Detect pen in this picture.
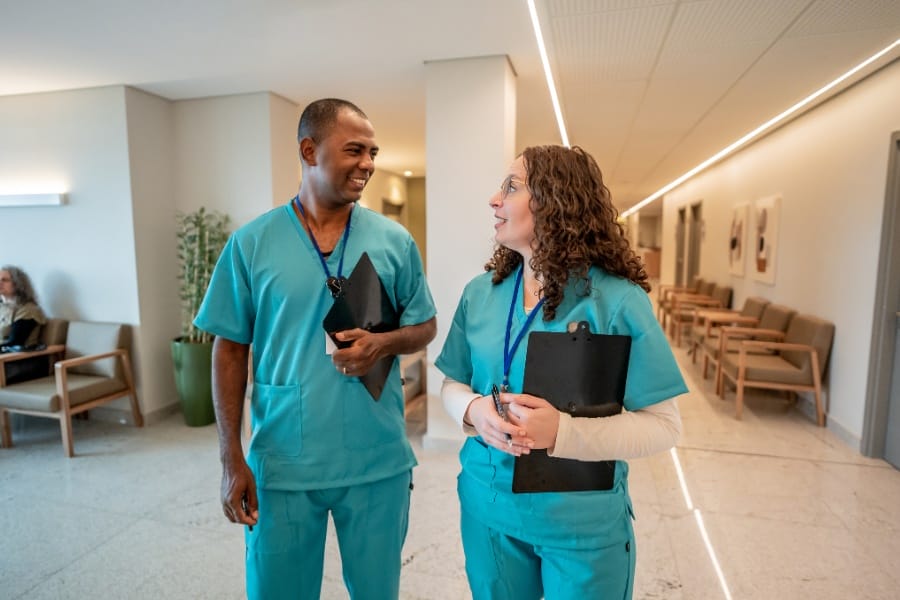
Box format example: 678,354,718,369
491,384,512,445
242,495,253,532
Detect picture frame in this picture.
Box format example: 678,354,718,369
751,195,781,285
728,203,748,277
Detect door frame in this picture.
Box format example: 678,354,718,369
862,132,900,457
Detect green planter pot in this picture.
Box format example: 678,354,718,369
171,338,216,427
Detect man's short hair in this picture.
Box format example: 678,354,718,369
297,98,368,142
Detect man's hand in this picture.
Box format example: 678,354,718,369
332,328,383,376
220,455,258,527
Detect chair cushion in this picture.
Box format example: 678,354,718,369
741,297,769,319
758,304,795,331
720,353,810,386
703,336,775,358
0,373,127,412
41,318,69,346
64,322,124,377
781,315,835,376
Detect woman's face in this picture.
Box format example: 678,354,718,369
0,270,14,300
489,155,535,257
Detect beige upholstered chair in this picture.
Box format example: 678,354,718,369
718,314,835,426
687,296,769,364
656,277,704,323
0,321,142,457
705,303,796,394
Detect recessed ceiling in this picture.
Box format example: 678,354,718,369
2,0,898,214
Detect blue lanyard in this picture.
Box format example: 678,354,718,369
502,267,545,389
294,196,353,297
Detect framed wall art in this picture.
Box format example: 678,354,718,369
752,195,780,285
728,203,748,276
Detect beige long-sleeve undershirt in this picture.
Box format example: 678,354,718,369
441,377,682,461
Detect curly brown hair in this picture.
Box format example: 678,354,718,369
485,145,649,321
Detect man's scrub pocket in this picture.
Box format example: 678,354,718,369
249,383,302,457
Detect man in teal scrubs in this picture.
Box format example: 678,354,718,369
195,98,436,600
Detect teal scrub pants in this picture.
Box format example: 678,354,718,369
460,508,635,600
246,470,412,600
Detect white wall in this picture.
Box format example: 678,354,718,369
0,87,306,421
268,93,302,206
173,93,276,227
0,86,140,323
660,59,900,445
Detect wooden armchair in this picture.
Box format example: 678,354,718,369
718,314,835,426
659,280,716,332
656,277,704,323
687,296,769,364
704,303,796,392
0,320,142,457
668,284,733,347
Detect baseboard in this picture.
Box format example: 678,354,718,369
796,390,861,451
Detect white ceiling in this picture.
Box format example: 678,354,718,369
2,0,899,213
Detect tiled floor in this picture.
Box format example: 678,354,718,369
2,343,899,599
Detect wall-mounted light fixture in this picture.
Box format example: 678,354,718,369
0,193,67,207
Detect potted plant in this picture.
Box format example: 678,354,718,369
171,207,231,426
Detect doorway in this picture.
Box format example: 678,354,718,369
863,132,900,469
675,208,686,286
686,202,703,285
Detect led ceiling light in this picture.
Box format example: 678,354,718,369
527,0,569,147
622,38,900,217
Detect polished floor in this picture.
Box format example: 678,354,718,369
2,343,899,599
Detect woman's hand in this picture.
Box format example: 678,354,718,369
465,395,532,456
503,393,560,451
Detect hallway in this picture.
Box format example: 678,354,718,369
2,343,898,599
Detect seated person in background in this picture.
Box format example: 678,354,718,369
1,265,49,383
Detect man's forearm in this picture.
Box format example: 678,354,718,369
212,337,250,462
379,317,437,356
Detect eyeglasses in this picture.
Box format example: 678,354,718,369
499,175,526,200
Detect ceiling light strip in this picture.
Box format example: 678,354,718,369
527,0,569,147
622,37,900,217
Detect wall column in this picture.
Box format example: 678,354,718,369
423,55,517,449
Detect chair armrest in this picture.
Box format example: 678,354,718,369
0,344,66,365
0,344,66,387
704,314,759,326
739,340,815,354
673,297,720,310
55,349,128,371
720,326,785,340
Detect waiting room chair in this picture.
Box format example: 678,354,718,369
687,296,769,364
718,314,835,426
705,303,796,394
0,320,142,457
656,277,704,323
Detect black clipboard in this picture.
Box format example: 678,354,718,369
512,321,631,493
322,252,399,400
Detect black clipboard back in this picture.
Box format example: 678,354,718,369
512,321,631,493
322,252,400,400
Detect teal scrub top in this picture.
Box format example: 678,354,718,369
195,203,436,492
436,267,687,549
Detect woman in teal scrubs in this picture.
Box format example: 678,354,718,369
436,145,687,599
